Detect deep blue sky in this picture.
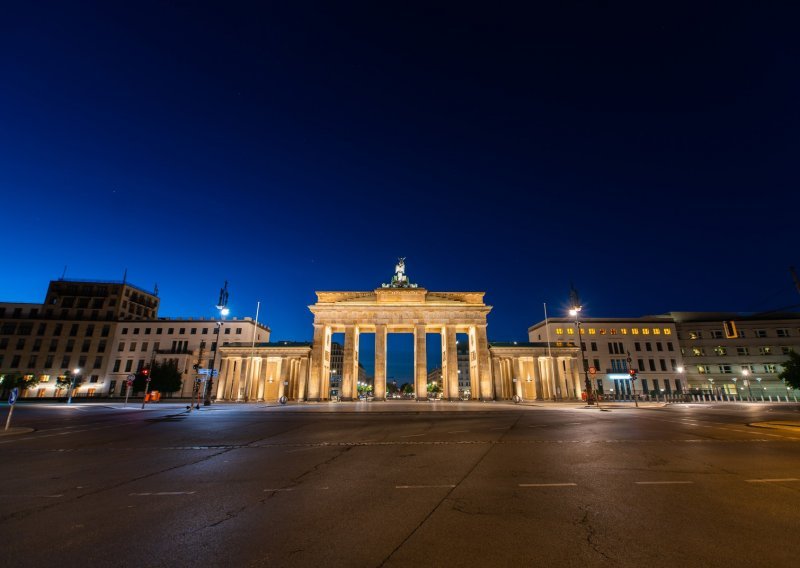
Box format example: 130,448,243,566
2,1,799,349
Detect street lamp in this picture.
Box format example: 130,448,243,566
67,368,80,405
569,305,594,406
708,377,715,399
731,377,738,401
207,281,230,406
742,369,752,400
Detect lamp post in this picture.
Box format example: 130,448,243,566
708,377,715,400
676,366,685,397
207,281,230,406
731,377,738,401
569,306,594,406
742,369,752,400
66,368,80,405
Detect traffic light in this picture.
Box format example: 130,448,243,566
142,368,150,377
629,369,638,381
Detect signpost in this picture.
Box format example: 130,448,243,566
124,374,135,407
5,387,19,431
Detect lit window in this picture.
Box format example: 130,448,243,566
714,346,727,356
652,328,660,335
692,347,704,356
588,329,596,335
566,328,574,335
631,329,639,335
555,328,564,335
599,329,606,335
663,328,671,335
39,374,50,382
689,331,700,340
609,329,617,335
642,328,650,335
620,329,628,335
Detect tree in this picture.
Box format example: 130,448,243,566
0,373,41,395
387,381,399,395
401,383,414,395
779,351,800,390
133,361,183,394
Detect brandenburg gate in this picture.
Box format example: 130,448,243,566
216,260,583,403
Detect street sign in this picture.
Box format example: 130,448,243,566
9,387,19,405
211,369,218,377
126,378,134,386
197,368,211,375
588,367,597,376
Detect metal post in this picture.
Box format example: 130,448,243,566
206,321,223,406
4,406,14,431
67,372,79,405
573,315,594,406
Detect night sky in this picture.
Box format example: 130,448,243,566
3,2,799,362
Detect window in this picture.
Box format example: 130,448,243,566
32,339,42,352
645,342,652,352
236,328,243,335
65,339,74,352
141,342,148,352
755,329,767,338
202,328,208,335
710,330,723,339
145,328,151,335
70,324,79,336
93,356,103,369
697,365,710,374
78,356,87,368
61,355,70,368
634,342,641,351
620,329,628,335
101,325,110,337
211,342,217,351
659,359,667,371
689,331,701,340
719,365,732,374
28,355,38,368
713,346,727,356
191,328,197,335
765,364,777,373
638,359,645,371
593,358,600,370
641,379,649,392
656,342,663,352
736,347,749,356
53,323,63,336
137,360,144,371
741,365,754,372
129,342,137,352
691,347,704,356
122,328,129,335
759,347,772,356
667,342,674,351
224,328,231,335
590,342,597,352
663,328,672,335
776,329,790,337
610,359,628,372
588,328,596,335
10,355,21,368
179,328,186,335
37,323,47,336
125,360,133,372
642,328,650,335
113,360,121,372
85,324,95,337
670,359,677,371
566,327,574,335
782,346,794,355
168,328,174,334
45,355,53,368
648,359,656,371
133,328,140,335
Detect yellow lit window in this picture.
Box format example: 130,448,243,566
579,328,585,335
663,328,671,335
39,374,51,382
555,328,564,335
652,328,660,335
631,329,639,335
567,328,574,335
599,328,606,335
620,329,628,335
609,329,617,335
642,328,650,335
588,328,596,335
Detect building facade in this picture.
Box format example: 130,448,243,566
0,279,159,398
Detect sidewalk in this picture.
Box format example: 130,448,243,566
748,421,800,432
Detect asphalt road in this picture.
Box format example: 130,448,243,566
0,400,798,568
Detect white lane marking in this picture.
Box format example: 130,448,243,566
395,485,456,489
129,491,196,496
745,478,800,483
519,483,577,487
263,488,294,492
0,494,63,498
448,430,468,434
400,434,425,438
635,481,694,485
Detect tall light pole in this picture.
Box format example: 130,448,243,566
66,368,80,405
206,281,230,406
569,304,594,405
743,369,752,400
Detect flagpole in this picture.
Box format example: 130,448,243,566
244,301,260,401
543,302,552,358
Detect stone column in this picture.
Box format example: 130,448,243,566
298,356,309,401
556,357,570,399
474,325,493,401
216,356,230,400
342,325,357,401
230,358,243,401
256,357,267,401
571,358,582,399
237,358,250,401
445,327,458,401
492,358,504,399
468,328,479,399
538,357,550,400
308,325,327,402
513,358,523,400
374,324,387,401
414,324,427,400
278,358,290,401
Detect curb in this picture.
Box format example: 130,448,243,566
0,427,35,437
748,421,800,432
